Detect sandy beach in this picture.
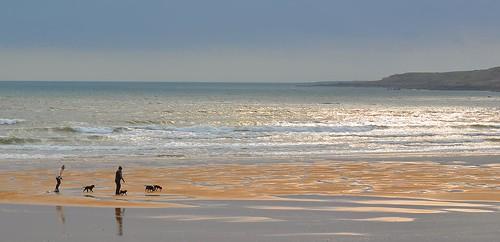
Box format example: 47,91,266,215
1,160,500,208
2,158,500,241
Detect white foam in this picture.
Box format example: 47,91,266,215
245,124,380,133
130,123,381,134
0,119,24,125
72,126,114,134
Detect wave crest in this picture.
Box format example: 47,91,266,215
0,119,24,125
53,126,117,134
131,124,385,134
468,124,500,129
0,136,40,144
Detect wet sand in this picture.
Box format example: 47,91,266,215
1,161,500,207
1,195,499,242
2,160,499,242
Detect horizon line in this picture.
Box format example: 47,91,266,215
0,80,361,84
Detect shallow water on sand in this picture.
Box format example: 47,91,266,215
1,196,499,242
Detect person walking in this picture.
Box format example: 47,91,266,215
54,165,65,193
115,166,125,195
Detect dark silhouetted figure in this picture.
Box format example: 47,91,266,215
115,166,125,195
115,208,125,236
54,165,65,193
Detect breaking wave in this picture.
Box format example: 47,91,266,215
467,124,500,129
52,126,120,134
0,136,40,144
0,119,24,125
132,124,386,134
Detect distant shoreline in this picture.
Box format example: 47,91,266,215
309,66,500,92
307,82,500,93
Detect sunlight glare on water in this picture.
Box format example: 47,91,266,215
0,82,499,162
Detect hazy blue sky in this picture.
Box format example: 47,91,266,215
1,0,500,82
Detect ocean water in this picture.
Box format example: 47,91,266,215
1,81,500,162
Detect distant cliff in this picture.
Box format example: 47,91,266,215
317,66,500,92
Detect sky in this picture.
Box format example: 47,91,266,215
1,0,500,82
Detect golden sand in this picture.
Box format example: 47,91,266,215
327,206,445,214
351,199,493,207
1,161,499,207
342,217,415,222
442,208,495,213
248,205,444,214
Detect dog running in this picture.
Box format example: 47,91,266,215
145,184,163,192
83,185,95,192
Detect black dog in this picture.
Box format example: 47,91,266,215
83,185,95,192
145,185,155,192
119,190,127,196
153,185,162,191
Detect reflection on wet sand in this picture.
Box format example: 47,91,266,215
56,206,65,224
1,194,498,242
115,208,125,236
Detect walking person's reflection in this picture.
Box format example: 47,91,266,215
56,206,65,224
115,208,125,236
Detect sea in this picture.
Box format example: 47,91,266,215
1,81,499,166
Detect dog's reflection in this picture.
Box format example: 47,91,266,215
115,208,125,236
56,206,65,225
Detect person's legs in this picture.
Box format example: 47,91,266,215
115,181,121,195
54,177,61,192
